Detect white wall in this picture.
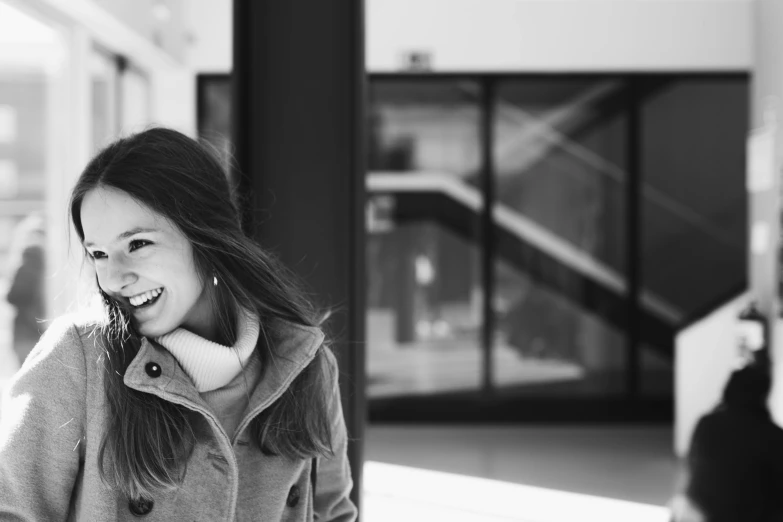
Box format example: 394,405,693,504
182,0,232,73
181,0,753,74
674,293,748,457
151,70,196,137
91,0,189,63
367,0,753,72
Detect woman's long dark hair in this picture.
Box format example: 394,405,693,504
69,128,334,501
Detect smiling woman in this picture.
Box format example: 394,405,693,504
80,186,213,341
0,127,357,522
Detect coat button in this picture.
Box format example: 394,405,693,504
145,362,162,378
286,484,301,508
128,497,154,516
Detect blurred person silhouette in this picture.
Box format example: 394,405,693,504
671,355,783,522
0,128,356,521
5,211,46,366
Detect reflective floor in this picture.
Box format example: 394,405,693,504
364,425,676,521
367,308,585,398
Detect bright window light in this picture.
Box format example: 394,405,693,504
0,2,57,43
364,461,670,522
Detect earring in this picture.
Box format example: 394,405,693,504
213,272,218,287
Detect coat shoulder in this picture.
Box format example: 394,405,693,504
23,311,106,368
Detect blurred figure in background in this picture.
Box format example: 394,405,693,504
672,359,783,522
5,211,46,366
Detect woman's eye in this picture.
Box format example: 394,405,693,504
129,239,151,252
89,250,107,260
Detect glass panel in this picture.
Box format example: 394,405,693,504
492,78,628,396
0,2,64,385
90,47,118,153
197,77,234,184
367,80,483,398
640,78,748,396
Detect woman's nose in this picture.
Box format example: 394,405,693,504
100,255,137,294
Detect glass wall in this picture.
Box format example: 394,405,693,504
0,2,157,391
492,78,628,397
367,80,483,397
91,48,152,151
197,75,233,181
90,46,119,153
0,2,65,381
639,78,748,396
196,72,749,420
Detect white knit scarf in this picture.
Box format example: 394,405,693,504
154,308,260,392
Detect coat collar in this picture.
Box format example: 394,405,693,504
123,321,325,426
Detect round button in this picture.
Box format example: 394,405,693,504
128,497,154,516
286,484,301,508
145,362,162,378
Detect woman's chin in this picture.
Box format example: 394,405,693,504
135,320,176,339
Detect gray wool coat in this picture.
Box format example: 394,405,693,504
0,314,357,521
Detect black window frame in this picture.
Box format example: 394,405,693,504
196,71,749,423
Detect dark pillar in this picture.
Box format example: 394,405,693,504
232,0,366,512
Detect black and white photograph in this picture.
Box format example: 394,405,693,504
0,1,778,521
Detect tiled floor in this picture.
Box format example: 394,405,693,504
364,425,677,521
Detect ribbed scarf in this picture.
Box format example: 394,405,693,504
154,309,260,392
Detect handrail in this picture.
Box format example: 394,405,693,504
494,81,621,161
368,171,685,325
483,84,742,252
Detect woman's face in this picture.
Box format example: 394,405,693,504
80,186,215,339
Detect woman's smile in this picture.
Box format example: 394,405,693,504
128,287,164,308
129,288,165,318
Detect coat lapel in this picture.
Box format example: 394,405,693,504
121,321,325,439
234,322,325,441
123,337,207,409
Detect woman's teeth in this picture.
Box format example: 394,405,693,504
129,288,163,307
